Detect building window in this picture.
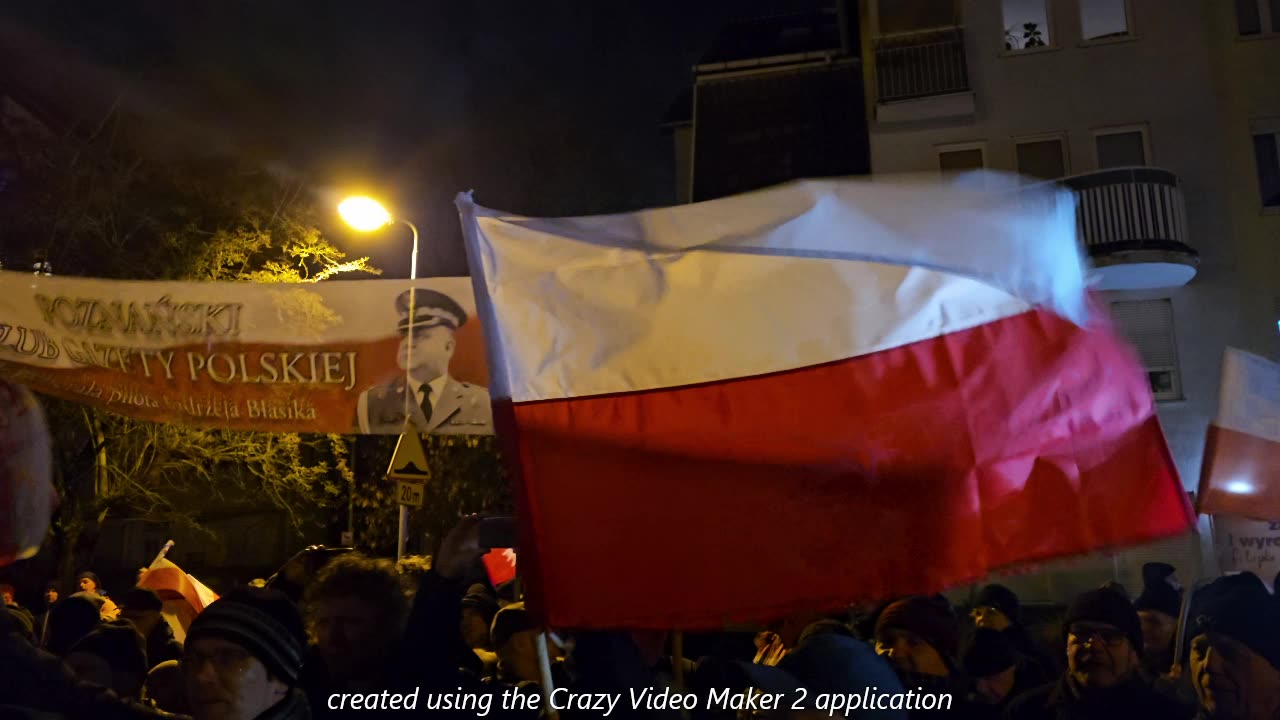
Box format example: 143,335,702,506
1080,0,1131,41
1015,135,1067,180
1111,299,1181,401
1253,130,1280,207
1002,0,1051,50
1095,126,1149,169
1236,0,1280,35
937,142,985,173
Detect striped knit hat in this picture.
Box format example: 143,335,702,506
187,588,306,685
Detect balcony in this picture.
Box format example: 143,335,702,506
873,27,975,123
1062,167,1198,291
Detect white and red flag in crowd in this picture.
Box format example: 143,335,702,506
483,548,518,587
1198,348,1280,521
138,556,219,638
458,175,1194,629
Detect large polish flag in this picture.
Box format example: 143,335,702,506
457,175,1194,629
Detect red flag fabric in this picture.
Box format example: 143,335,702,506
1198,348,1280,520
459,177,1193,629
483,548,518,586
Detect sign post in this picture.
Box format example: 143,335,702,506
388,421,431,558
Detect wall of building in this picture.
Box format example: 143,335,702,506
864,0,1267,495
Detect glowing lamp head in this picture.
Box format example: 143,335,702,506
338,196,393,232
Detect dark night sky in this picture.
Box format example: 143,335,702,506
0,1,794,278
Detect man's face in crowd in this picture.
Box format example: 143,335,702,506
312,595,397,682
1138,609,1177,657
183,635,287,720
497,628,543,684
875,628,950,677
460,607,491,649
78,577,98,593
1,588,13,605
975,666,1018,704
1190,632,1280,720
44,588,58,604
397,325,455,383
1066,622,1139,689
971,605,1011,631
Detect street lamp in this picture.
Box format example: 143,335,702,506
339,195,421,561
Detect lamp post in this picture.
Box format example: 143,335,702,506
338,196,420,561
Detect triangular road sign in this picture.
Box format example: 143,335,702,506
388,420,430,481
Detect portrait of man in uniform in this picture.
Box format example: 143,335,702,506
354,287,493,435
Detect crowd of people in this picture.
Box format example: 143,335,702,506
5,517,1280,720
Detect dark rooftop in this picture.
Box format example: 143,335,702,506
697,7,843,66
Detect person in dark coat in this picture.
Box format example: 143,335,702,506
875,596,996,718
1186,572,1280,720
35,582,59,647
1005,588,1194,720
65,621,150,700
44,593,102,657
118,588,183,668
971,584,1055,675
1134,563,1182,678
1,603,177,719
962,628,1044,711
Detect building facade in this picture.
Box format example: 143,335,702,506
670,0,1280,601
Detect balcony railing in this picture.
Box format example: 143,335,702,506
1061,167,1194,256
874,27,970,103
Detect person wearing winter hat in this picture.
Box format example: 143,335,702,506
874,595,959,678
1006,587,1193,720
183,587,309,720
970,583,1054,676
65,621,149,699
962,627,1044,709
1187,572,1280,720
76,571,120,621
118,587,182,667
1134,562,1182,677
43,593,102,657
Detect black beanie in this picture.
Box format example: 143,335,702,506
187,588,305,686
68,621,148,678
974,584,1021,622
1064,588,1143,655
875,595,959,661
1134,562,1181,619
1191,572,1280,671
461,583,500,622
962,627,1016,678
76,571,102,589
118,588,164,614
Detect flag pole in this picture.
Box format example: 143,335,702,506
1171,576,1209,676
148,540,175,569
672,630,689,720
536,631,560,720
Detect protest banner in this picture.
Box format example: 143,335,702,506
1212,513,1280,581
0,271,492,434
